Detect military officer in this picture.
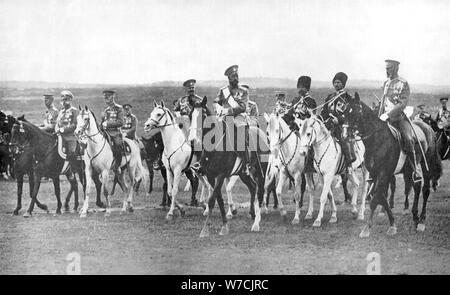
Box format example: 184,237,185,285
274,91,290,115
379,59,421,182
121,103,138,140
414,104,430,121
39,93,59,133
242,84,259,119
100,89,125,175
436,97,450,132
174,79,204,118
55,90,79,168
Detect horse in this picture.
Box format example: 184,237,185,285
140,131,169,205
75,106,146,217
188,96,270,237
297,115,369,226
144,101,210,220
345,100,442,236
9,117,86,217
263,112,314,224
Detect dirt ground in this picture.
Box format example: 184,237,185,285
0,161,449,275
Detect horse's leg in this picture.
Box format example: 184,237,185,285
92,173,105,208
274,168,287,219
216,175,229,235
52,175,62,215
225,176,238,219
348,168,360,218
199,176,217,238
167,168,184,220
300,173,306,209
292,172,303,224
305,173,315,220
13,173,24,215
403,172,413,214
358,166,369,221
410,174,422,230
24,168,43,218
117,171,130,213
146,160,154,196
239,172,259,231
313,173,333,227
389,175,396,209
102,170,112,216
125,164,136,213
341,173,351,203
185,169,199,206
418,172,430,231
80,168,93,218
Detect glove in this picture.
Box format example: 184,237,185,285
59,127,64,133
102,121,108,128
380,113,389,121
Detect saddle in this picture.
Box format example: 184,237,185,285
57,134,83,160
103,132,132,155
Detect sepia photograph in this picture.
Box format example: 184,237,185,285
0,0,449,280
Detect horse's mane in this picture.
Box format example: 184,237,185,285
19,119,55,140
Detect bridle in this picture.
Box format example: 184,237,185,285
149,106,177,129
76,111,101,143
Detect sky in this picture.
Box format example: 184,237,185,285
0,0,449,85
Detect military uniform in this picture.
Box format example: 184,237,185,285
214,84,249,126
436,102,450,131
320,72,357,165
41,106,59,133
122,112,138,140
55,106,79,159
379,59,420,180
174,95,195,117
101,101,125,168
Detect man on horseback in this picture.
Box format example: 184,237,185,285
174,79,204,118
100,89,124,175
40,94,59,133
284,76,317,132
55,90,79,169
274,91,290,115
436,97,450,134
320,72,357,166
121,104,138,140
379,59,421,182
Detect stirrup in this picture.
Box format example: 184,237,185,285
412,172,422,183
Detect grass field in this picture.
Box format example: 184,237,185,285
0,86,449,274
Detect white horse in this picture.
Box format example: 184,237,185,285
144,101,210,220
298,116,368,226
74,106,146,218
264,112,315,224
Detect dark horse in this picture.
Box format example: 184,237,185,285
189,97,270,237
346,100,441,237
10,118,89,217
140,131,169,206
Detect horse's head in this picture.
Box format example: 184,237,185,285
298,116,329,156
144,101,175,132
188,96,209,143
75,106,99,143
10,119,30,148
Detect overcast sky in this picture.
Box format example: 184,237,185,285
0,0,449,85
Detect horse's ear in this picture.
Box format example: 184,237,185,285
78,105,81,110
202,96,207,105
161,100,165,108
153,100,158,108
354,92,360,102
84,105,88,111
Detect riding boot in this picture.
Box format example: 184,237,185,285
112,150,122,176
409,149,422,183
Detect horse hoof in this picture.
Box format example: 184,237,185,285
359,225,370,238
80,212,87,218
202,210,209,216
417,224,425,232
291,218,299,225
12,210,20,216
329,216,337,223
199,227,210,238
23,212,32,218
357,214,365,221
166,214,173,221
127,206,134,213
64,206,70,213
387,226,397,236
262,207,268,215
180,209,185,217
55,209,62,215
251,224,260,232
312,220,321,227
305,213,313,220
226,213,233,220
96,202,106,209
105,211,111,217
219,225,229,236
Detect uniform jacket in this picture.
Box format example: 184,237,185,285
101,103,124,136
320,90,353,124
379,76,410,122
436,107,450,129
122,113,138,139
214,84,248,126
55,106,78,141
274,100,290,115
42,105,59,132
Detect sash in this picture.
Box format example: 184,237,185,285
222,87,239,108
